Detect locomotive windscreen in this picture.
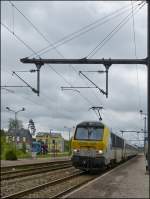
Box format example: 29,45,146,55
75,126,103,141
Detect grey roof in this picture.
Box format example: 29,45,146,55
50,133,62,138
7,128,32,139
37,132,63,138
37,132,50,136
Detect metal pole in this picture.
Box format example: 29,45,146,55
15,112,17,130
121,131,124,160
106,68,108,98
20,58,147,65
144,116,146,144
14,112,17,152
147,0,150,172
36,64,41,96
69,129,71,155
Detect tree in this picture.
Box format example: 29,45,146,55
28,119,36,135
8,118,23,130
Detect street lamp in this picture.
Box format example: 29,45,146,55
6,107,25,152
6,107,25,129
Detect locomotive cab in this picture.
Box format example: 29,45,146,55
71,121,110,171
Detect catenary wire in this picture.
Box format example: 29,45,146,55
86,2,145,58
8,1,142,108
8,1,104,105
1,22,39,57
1,20,96,114
30,2,140,58
131,0,142,112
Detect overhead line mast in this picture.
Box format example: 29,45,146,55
147,0,150,173
20,1,150,172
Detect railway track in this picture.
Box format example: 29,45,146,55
1,160,72,180
2,171,86,199
1,159,71,172
1,157,137,199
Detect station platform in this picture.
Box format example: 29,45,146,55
64,155,149,198
1,156,71,167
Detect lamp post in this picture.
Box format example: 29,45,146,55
6,107,25,129
6,107,25,152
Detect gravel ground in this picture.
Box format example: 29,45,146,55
1,163,71,180
22,174,96,198
1,157,70,167
1,167,79,197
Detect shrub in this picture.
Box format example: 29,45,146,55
22,143,26,153
16,149,31,159
5,150,17,160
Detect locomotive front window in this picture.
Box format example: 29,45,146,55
75,127,103,140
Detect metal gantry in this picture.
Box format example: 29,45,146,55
61,67,109,97
20,1,150,171
1,69,39,94
120,130,144,144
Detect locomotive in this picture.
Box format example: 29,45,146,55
71,121,138,171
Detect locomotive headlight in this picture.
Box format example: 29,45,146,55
97,150,103,154
73,149,79,153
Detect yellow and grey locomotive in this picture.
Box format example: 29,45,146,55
71,121,138,171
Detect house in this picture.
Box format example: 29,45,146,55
5,128,33,151
36,132,64,152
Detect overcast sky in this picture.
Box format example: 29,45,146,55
1,1,147,144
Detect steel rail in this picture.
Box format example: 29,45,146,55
1,156,138,199
1,159,71,172
2,171,85,199
1,162,72,181
51,175,97,199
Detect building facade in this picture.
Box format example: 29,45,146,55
5,128,32,151
36,132,64,152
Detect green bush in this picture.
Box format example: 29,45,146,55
22,143,26,153
16,149,31,159
5,150,17,160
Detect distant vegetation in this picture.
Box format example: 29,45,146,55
0,129,31,160
0,129,72,160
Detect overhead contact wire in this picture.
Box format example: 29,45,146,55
86,2,145,58
8,1,101,106
1,20,95,109
131,0,142,112
31,3,139,57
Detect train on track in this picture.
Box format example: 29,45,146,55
71,121,138,171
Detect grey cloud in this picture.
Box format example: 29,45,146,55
1,1,147,145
